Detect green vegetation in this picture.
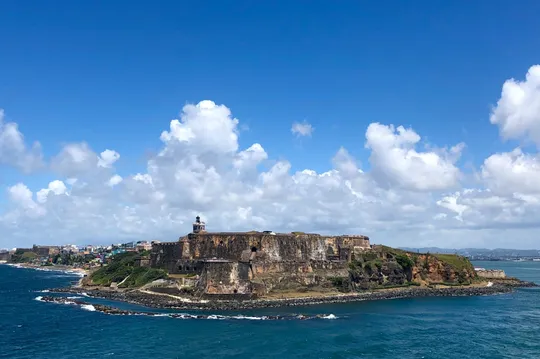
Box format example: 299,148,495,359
90,252,167,288
343,245,477,290
11,250,37,263
118,267,168,288
328,276,351,292
423,254,430,271
51,253,88,266
358,250,379,261
395,254,414,270
433,254,475,272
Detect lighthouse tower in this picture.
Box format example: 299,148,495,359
192,216,206,234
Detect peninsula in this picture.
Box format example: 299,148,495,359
45,216,536,310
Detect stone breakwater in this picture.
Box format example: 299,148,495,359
48,281,537,311
35,296,337,320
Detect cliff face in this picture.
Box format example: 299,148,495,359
340,246,477,291
146,233,477,298
150,232,370,275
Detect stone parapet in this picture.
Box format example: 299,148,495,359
475,268,506,279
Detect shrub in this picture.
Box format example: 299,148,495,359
91,252,167,287
396,254,414,270
328,276,351,292
119,267,168,288
433,254,475,273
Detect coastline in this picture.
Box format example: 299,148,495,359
4,261,536,311
2,262,89,277
48,280,537,311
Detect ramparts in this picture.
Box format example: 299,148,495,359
150,231,371,297
475,268,506,279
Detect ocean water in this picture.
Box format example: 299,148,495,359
1,261,539,359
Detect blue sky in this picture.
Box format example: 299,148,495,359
3,1,538,171
2,1,540,248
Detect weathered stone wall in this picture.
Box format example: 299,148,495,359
150,231,370,296
199,260,252,295
150,242,183,273
178,232,370,262
32,245,59,256
135,256,150,268
476,269,506,279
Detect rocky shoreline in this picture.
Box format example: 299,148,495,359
35,296,336,320
48,280,538,311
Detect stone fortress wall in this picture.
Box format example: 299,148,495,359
475,268,506,279
149,217,371,297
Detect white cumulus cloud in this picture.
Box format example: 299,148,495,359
365,123,464,191
0,109,44,173
490,64,540,147
3,85,540,249
98,150,120,168
36,180,68,203
291,121,314,137
481,148,540,195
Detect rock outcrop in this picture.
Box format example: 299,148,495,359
335,246,478,292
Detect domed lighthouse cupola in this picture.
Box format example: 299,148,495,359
192,215,206,234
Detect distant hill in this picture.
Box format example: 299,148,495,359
399,247,540,258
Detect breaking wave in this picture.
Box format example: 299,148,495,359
7,264,85,277
35,295,340,321
81,304,96,312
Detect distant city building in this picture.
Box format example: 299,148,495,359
136,241,152,251
32,245,60,257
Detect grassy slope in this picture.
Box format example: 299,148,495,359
377,245,475,273
338,245,477,292
432,253,475,272
90,252,167,288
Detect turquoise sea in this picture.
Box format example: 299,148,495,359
1,261,539,359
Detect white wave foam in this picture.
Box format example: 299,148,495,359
81,304,96,312
38,289,50,293
35,296,340,321
7,264,85,277
64,270,85,277
154,313,337,321
6,263,24,268
34,296,43,301
230,315,265,320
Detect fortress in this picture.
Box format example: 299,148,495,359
150,216,371,298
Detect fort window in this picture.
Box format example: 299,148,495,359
251,246,258,252
186,266,190,271
219,240,224,246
